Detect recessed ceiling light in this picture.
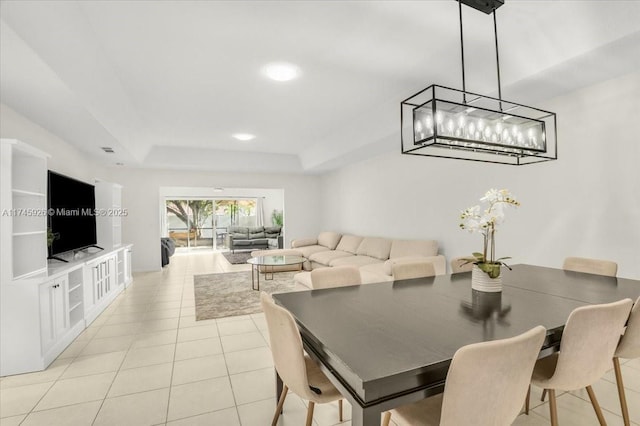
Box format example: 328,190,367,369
232,133,256,141
261,62,301,82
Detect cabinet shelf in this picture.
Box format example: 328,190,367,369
69,301,83,312
12,189,46,197
13,231,46,237
68,283,82,293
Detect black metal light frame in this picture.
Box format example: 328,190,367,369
401,0,558,165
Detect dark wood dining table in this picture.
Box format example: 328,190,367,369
273,264,640,426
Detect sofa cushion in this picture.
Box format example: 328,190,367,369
356,237,392,260
296,245,331,259
229,226,249,239
250,239,269,246
359,262,387,277
360,269,394,284
264,226,281,238
294,271,313,289
335,235,363,254
317,232,342,250
233,240,251,246
384,255,446,275
390,239,438,258
309,250,354,267
248,227,266,239
330,255,382,268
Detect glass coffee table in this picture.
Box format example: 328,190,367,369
246,255,305,291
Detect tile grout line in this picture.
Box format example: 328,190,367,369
164,267,189,424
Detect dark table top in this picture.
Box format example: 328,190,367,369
273,264,639,405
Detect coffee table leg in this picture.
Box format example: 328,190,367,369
252,264,260,291
265,265,274,280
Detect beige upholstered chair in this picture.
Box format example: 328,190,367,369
530,299,633,426
539,256,620,403
613,296,640,426
382,325,546,426
450,256,473,274
260,293,343,426
392,260,436,280
563,256,618,277
310,265,361,289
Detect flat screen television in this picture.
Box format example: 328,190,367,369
47,171,97,256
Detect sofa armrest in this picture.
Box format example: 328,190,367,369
291,238,318,248
383,255,447,276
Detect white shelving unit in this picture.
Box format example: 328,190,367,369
1,139,48,281
0,139,133,376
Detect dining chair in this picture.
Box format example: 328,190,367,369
382,325,546,426
563,256,618,277
260,293,343,426
613,296,640,426
529,298,633,426
450,256,473,274
310,265,361,289
392,260,435,280
539,256,620,402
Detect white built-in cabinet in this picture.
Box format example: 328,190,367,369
0,139,133,377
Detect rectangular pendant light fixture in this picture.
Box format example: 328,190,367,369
401,0,557,165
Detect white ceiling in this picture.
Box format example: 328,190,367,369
1,1,639,173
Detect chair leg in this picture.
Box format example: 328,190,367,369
548,389,558,426
382,411,392,426
525,385,531,415
272,385,288,426
613,357,631,426
585,385,607,426
541,388,547,401
338,399,343,422
306,401,315,426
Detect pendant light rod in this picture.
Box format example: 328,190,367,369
458,0,467,104
493,9,503,110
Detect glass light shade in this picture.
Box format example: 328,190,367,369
402,85,557,165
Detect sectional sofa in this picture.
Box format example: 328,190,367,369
259,231,446,289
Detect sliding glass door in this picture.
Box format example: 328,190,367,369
165,198,258,250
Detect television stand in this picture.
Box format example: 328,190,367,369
47,255,69,263
87,245,104,251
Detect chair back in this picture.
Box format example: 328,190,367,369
450,256,473,274
392,260,435,280
260,292,310,397
310,266,361,289
550,299,633,389
563,256,618,277
440,326,546,426
616,296,640,359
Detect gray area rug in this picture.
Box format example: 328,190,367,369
194,271,297,320
221,251,252,264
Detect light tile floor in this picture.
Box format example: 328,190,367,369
1,251,638,425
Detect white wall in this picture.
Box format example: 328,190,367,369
320,72,640,279
0,104,106,184
110,168,322,272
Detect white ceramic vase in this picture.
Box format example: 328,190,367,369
471,265,503,292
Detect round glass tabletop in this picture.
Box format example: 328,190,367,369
247,255,305,266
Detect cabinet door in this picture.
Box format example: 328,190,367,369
39,281,56,354
53,277,68,338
